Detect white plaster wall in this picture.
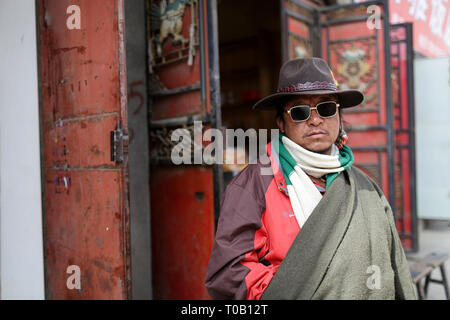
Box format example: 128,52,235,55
0,1,45,299
414,57,450,220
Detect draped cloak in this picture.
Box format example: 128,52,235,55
205,144,416,300
261,166,416,299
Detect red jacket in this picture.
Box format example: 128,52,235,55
205,142,302,300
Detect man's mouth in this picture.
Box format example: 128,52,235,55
306,130,327,138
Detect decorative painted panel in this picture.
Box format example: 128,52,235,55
320,2,395,210
281,0,318,60
147,0,219,299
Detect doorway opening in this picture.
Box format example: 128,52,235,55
217,0,282,185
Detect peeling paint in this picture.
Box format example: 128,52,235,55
52,46,87,55
40,0,129,299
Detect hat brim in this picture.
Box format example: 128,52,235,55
252,89,364,110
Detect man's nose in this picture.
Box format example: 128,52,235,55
308,108,322,125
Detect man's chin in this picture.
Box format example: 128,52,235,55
305,144,333,155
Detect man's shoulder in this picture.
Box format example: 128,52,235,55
225,161,274,203
348,165,384,196
230,161,273,187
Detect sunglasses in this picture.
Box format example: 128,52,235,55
285,101,340,122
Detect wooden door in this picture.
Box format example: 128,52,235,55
38,0,131,299
390,23,418,252
319,1,395,212
282,0,395,208
147,0,221,299
280,0,320,60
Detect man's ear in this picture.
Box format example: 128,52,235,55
276,116,285,133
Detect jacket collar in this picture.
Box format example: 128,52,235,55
266,141,288,196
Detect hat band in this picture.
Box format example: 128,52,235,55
277,81,337,93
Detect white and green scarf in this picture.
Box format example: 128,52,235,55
277,134,354,228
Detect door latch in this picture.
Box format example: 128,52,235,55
110,123,129,164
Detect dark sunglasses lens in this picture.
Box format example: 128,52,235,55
290,106,310,121
317,102,337,117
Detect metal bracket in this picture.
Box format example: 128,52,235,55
110,123,129,164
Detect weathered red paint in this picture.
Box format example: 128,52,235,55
43,115,118,168
151,166,214,300
148,0,215,299
44,170,125,299
391,24,415,250
38,0,130,299
157,60,201,89
152,91,202,120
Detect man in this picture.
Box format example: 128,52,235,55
205,57,416,300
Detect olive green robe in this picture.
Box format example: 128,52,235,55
261,166,417,300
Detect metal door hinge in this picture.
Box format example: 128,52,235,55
110,123,129,164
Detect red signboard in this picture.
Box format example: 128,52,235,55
390,0,450,57
356,0,450,56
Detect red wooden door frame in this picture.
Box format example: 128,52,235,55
390,22,418,252
37,0,131,299
147,0,222,299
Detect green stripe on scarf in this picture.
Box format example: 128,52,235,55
325,144,354,189
278,135,296,186
277,133,354,190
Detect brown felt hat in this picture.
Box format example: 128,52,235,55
253,57,364,110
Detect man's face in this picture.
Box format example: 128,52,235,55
276,94,341,155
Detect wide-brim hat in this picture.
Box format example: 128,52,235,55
253,57,364,110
